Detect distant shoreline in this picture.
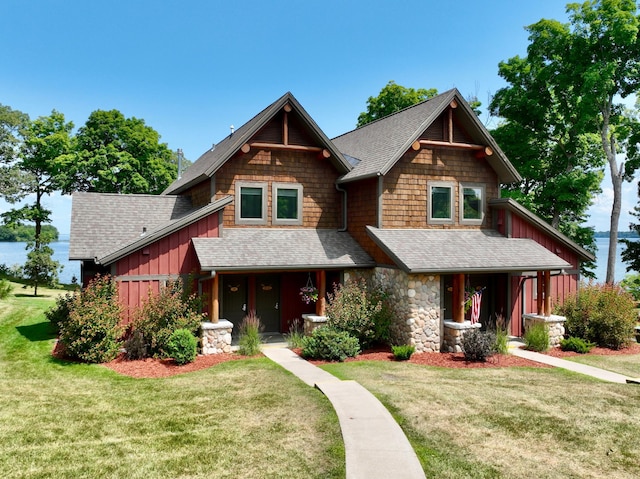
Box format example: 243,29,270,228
594,231,639,238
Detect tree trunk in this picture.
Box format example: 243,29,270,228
603,121,622,284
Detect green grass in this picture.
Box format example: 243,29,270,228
566,353,640,378
323,361,640,479
0,285,344,479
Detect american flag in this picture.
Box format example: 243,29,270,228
470,290,483,324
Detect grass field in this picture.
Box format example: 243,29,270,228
565,354,640,378
0,284,344,479
323,361,640,479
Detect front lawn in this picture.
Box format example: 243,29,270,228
323,360,640,479
565,353,640,378
0,287,344,479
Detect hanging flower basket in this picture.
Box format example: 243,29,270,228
300,286,319,304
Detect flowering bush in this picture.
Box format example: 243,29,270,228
300,286,318,304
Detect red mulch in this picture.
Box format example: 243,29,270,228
52,341,640,379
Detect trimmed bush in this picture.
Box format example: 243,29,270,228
166,329,198,365
392,344,415,361
461,329,496,362
301,327,360,362
133,278,204,358
560,336,595,354
556,283,636,349
523,323,549,352
45,292,76,334
59,275,124,363
326,279,392,348
0,279,12,300
238,310,263,356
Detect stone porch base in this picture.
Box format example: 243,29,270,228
201,320,233,354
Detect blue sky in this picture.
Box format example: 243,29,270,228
0,0,634,234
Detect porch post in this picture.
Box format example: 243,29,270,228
544,270,551,317
453,273,465,323
537,271,544,316
316,270,327,316
211,273,219,323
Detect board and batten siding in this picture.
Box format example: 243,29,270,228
115,212,220,322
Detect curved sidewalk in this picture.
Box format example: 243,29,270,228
262,347,426,479
509,341,633,384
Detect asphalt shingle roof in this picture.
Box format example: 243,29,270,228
366,227,572,274
192,229,375,271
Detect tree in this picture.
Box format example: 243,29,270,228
493,0,640,284
0,110,72,295
62,110,178,194
357,81,438,127
0,104,29,198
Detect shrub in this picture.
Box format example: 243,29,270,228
556,283,636,349
493,327,510,355
59,275,124,363
285,318,305,349
560,336,595,354
621,273,640,302
461,329,496,362
0,279,12,299
301,327,360,362
238,310,263,356
523,322,549,352
123,329,148,360
392,344,415,361
133,278,204,358
166,329,198,365
45,292,76,334
326,279,392,348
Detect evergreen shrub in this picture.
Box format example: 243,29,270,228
301,327,360,362
166,329,198,365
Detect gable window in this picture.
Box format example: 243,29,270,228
460,184,485,225
428,181,455,224
236,181,267,225
273,182,303,225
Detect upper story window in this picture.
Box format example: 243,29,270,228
460,184,485,225
273,182,303,225
236,181,267,225
428,181,455,224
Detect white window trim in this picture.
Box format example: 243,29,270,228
428,181,455,224
459,183,485,225
272,182,303,226
235,181,268,225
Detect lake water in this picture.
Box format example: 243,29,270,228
0,235,634,286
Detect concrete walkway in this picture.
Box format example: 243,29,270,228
508,341,633,384
262,347,426,479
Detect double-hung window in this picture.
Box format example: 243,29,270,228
428,181,455,224
236,181,267,225
273,182,303,225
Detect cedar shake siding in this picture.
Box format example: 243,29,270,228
184,181,211,208
213,149,342,228
382,148,499,229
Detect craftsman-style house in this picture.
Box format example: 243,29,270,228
70,90,594,353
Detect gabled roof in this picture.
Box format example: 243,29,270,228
366,227,572,274
163,92,352,195
192,229,375,271
333,89,521,184
490,197,596,262
70,192,194,261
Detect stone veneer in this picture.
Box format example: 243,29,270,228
302,314,328,335
523,314,566,348
201,320,233,354
442,320,482,353
346,267,441,353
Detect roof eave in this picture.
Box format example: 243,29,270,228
198,262,375,272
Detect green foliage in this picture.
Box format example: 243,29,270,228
285,317,305,349
560,336,595,354
301,327,360,362
166,329,198,365
556,283,636,349
620,273,640,301
391,344,415,361
325,279,391,349
493,327,510,355
65,109,179,194
59,275,123,363
461,329,496,362
523,323,549,352
237,310,263,356
0,224,59,242
357,81,438,127
123,329,148,360
22,240,61,296
133,278,204,358
0,279,12,299
45,292,76,334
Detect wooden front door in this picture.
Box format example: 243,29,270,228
222,276,248,326
255,275,281,332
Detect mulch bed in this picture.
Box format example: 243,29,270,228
54,341,640,379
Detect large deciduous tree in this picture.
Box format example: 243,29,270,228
62,110,178,194
491,0,640,283
357,81,438,127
